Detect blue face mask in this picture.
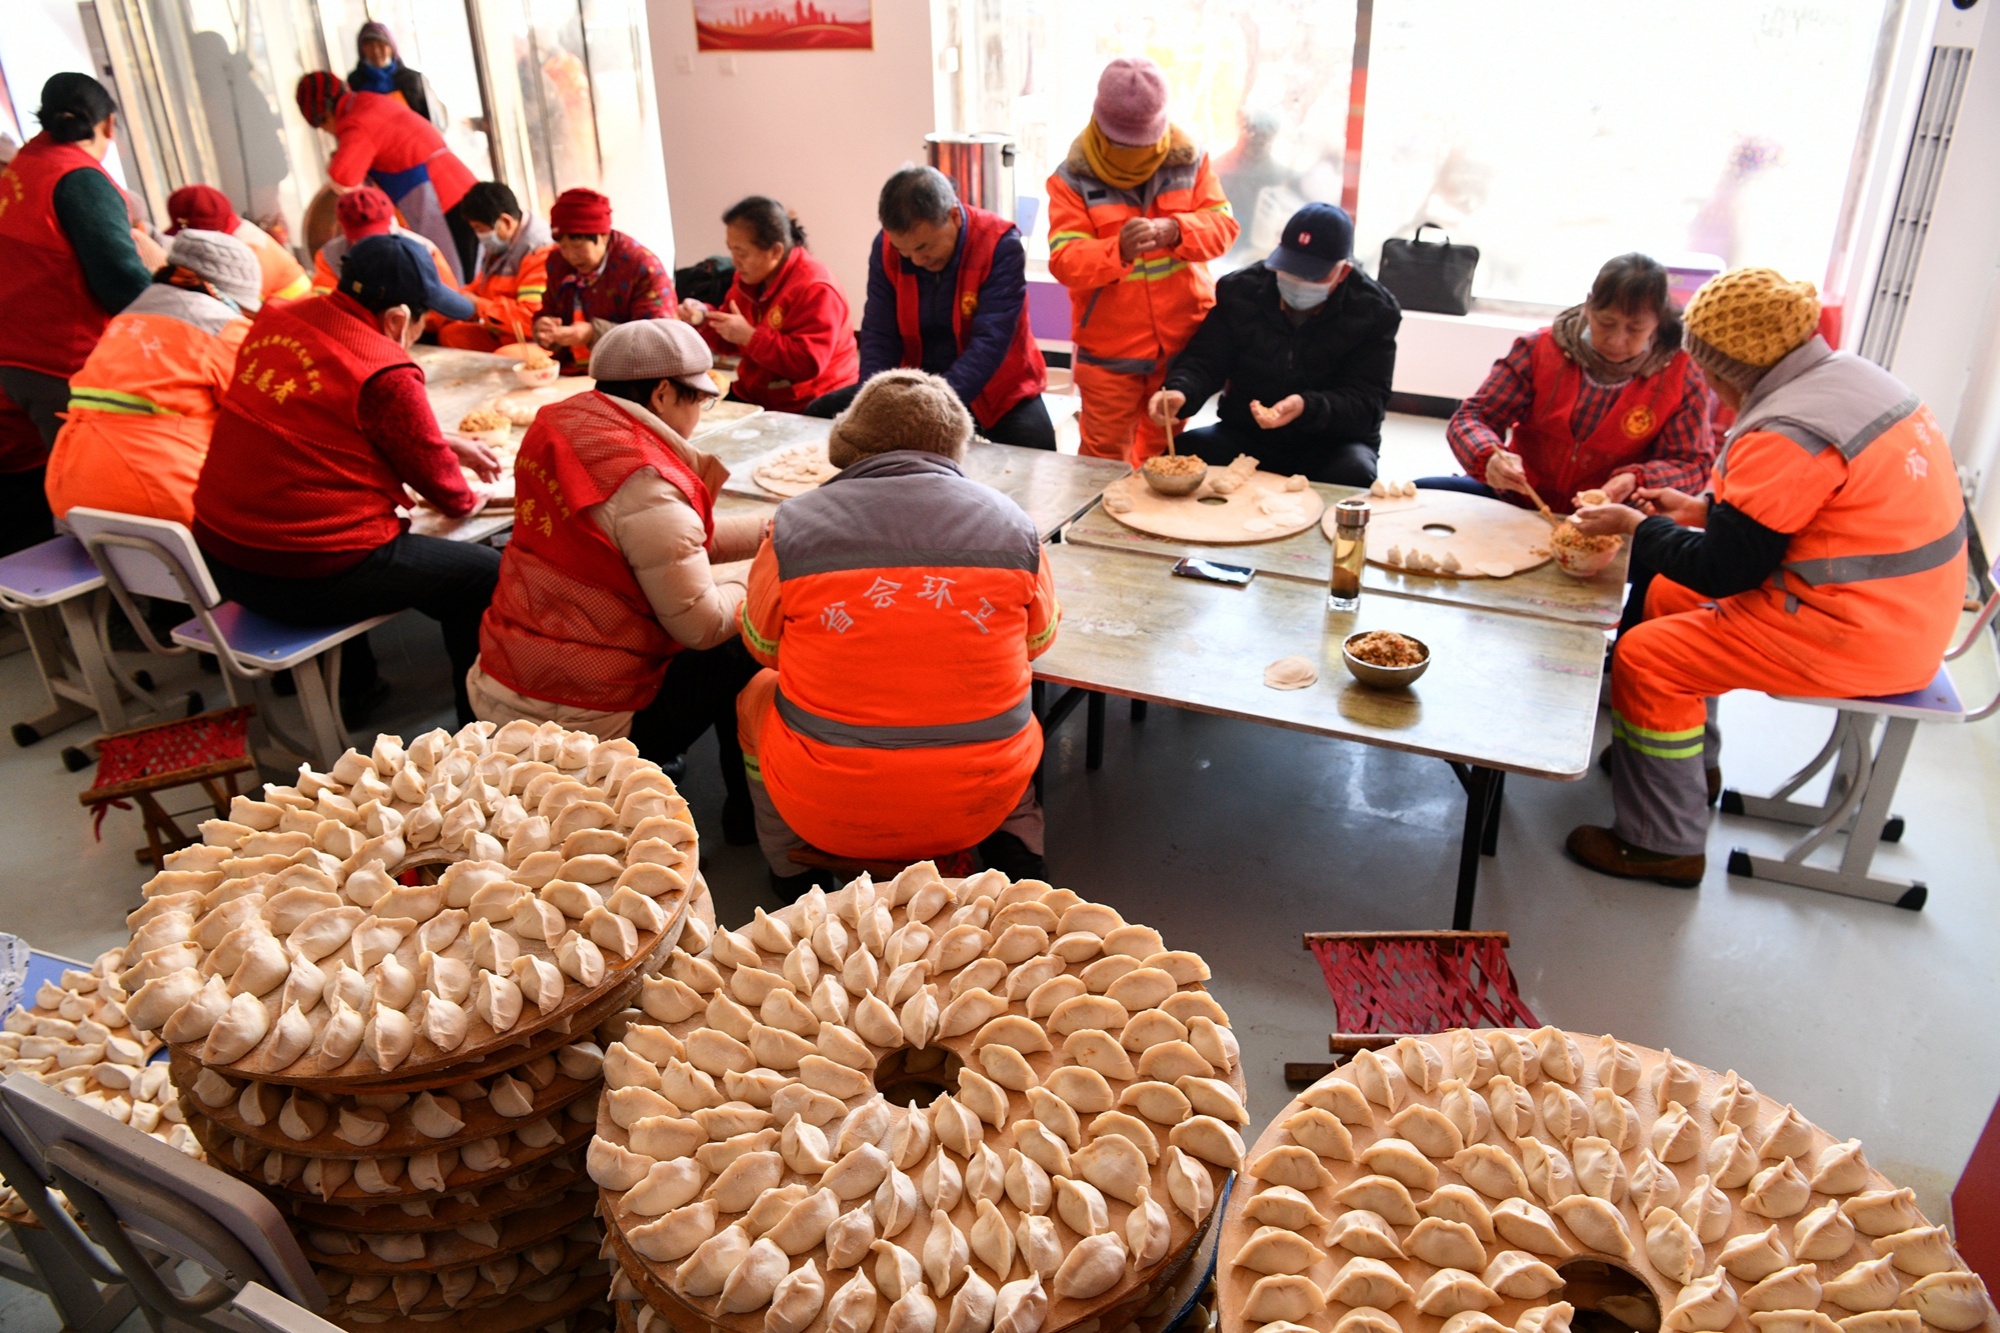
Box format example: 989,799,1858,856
1275,271,1333,310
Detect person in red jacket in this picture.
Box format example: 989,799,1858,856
814,168,1051,449
164,183,311,303
679,196,857,413
1433,253,1716,513
295,71,477,282
192,235,502,723
0,73,165,553
533,188,674,376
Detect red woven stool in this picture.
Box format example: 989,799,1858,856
1285,930,1539,1083
793,846,980,882
79,706,257,870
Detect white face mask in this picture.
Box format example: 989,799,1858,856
479,229,510,257
1275,271,1333,310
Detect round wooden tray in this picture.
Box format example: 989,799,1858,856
1320,489,1553,578
189,1107,594,1205
598,877,1247,1333
322,1279,607,1333
305,1184,598,1274
171,1048,600,1158
321,1239,608,1322
168,892,680,1087
1104,469,1325,544
1217,1028,2000,1333
748,440,838,498
288,1157,590,1233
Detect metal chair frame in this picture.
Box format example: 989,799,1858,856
0,1109,145,1333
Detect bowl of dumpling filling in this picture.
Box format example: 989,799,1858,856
456,407,513,450
513,348,560,387
1342,629,1430,688
1550,517,1624,578
1140,452,1209,496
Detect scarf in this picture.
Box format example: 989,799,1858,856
1078,120,1175,190
1550,303,1677,383
349,58,401,95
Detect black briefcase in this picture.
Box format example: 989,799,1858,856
1377,224,1480,315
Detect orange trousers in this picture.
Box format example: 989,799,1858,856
1074,361,1170,465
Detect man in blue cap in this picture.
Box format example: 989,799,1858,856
193,233,503,724
1149,202,1402,484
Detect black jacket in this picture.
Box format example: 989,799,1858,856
1163,263,1401,449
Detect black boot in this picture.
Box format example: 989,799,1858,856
979,830,1046,880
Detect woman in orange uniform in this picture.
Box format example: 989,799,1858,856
164,183,311,304
1567,270,1967,886
45,229,261,525
1047,57,1238,464
1433,253,1714,512
679,196,858,414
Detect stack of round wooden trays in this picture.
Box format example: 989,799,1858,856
171,876,713,1333
595,873,1247,1333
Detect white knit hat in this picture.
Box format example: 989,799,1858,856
166,228,262,311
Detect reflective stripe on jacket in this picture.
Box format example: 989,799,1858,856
885,206,1045,427
739,451,1060,857
1713,337,1966,682
0,133,121,378
46,285,251,525
1046,141,1237,369
235,220,311,303
479,392,715,712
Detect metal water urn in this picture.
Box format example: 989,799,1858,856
924,133,1017,220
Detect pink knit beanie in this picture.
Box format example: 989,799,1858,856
1093,57,1169,147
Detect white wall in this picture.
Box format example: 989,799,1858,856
644,0,936,319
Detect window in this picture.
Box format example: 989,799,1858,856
938,0,1886,308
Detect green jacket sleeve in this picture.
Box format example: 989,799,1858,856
52,167,154,315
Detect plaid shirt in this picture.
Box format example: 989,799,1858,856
1447,331,1716,493
544,230,673,370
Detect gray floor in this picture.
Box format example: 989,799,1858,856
3,415,1996,1330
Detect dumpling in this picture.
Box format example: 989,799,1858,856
1416,1269,1502,1319
1246,1273,1329,1324
1744,1157,1813,1219
1301,1077,1374,1127
1483,1251,1565,1301
1390,1105,1464,1160
1325,1257,1415,1312
1595,1035,1641,1094
1900,1272,1996,1332
678,1224,751,1298
719,1237,791,1314
1327,1209,1407,1260
1750,1316,1843,1333
1550,1195,1632,1260
1247,1185,1334,1237
1709,1126,1762,1189
1361,1138,1440,1192
1053,1231,1126,1300
1016,1214,1061,1281
1073,1133,1148,1204
1629,1149,1680,1215
1842,1189,1923,1237
1407,1218,1487,1271
1516,1303,1577,1333
1452,1145,1533,1203
1167,1115,1245,1171
992,1275,1048,1333
1334,1173,1419,1227
628,1199,719,1263
1811,1139,1873,1195
1719,1225,1794,1282
1652,1102,1702,1163
1535,1027,1583,1084
202,991,270,1064
1873,1225,1961,1277
1664,1271,1739,1333
1645,1206,1704,1285
1823,1257,1903,1313
1491,1199,1570,1259
1518,1137,1578,1207
1236,1225,1327,1276
1350,1048,1407,1111
1741,1263,1823,1314
765,1261,828,1333
765,1188,840,1257
1757,1104,1819,1161
1127,1186,1171,1269
628,1159,707,1216
970,1197,1013,1279
1795,1201,1858,1262
1572,1137,1627,1203
1424,1185,1497,1242
1165,1145,1213,1222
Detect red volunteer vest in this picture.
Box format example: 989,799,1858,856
885,206,1046,428
479,393,715,712
196,294,414,554
1509,332,1690,508
0,134,123,378
726,245,859,412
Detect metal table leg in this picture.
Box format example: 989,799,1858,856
1449,763,1502,930
1086,691,1105,771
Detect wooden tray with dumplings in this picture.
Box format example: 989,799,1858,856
305,1184,600,1274
287,1156,590,1233
319,1236,608,1324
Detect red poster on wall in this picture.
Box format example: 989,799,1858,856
694,1,872,51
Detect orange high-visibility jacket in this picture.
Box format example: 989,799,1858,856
1046,134,1237,374
739,451,1060,859
1711,337,1966,686
234,219,311,303
310,225,457,295
45,284,251,525
458,215,554,343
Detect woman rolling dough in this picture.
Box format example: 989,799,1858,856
1423,253,1716,513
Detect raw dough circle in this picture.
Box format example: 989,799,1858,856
1101,469,1325,544
595,870,1247,1333
752,442,841,498
1218,1028,1993,1333
1264,656,1319,691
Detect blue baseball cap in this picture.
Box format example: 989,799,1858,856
339,233,475,322
1267,202,1355,282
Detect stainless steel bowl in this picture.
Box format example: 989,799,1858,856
1341,631,1431,688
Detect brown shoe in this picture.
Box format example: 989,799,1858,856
1565,825,1704,888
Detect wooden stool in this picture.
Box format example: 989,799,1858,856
792,845,979,882
1285,930,1538,1083
79,707,256,871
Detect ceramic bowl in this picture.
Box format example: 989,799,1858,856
1551,536,1622,579
513,361,561,388
1140,456,1208,497
1341,631,1431,689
